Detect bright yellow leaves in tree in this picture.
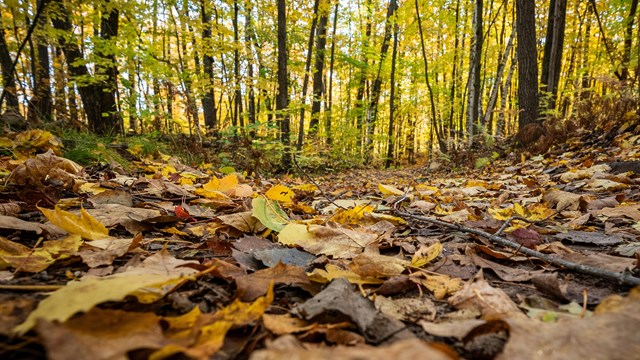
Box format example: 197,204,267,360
39,206,109,241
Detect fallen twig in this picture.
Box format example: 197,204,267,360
293,154,347,211
394,209,640,286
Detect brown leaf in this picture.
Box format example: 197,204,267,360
36,308,165,360
497,288,640,360
235,261,312,301
448,276,525,319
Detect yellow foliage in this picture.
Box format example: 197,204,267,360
38,206,109,241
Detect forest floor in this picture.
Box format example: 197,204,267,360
0,124,639,359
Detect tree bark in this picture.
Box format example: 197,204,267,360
201,0,217,130
324,1,339,145
385,21,398,168
233,0,243,130
244,0,256,134
366,0,398,159
0,15,19,108
541,0,567,111
309,0,329,136
28,0,52,125
483,27,515,126
466,0,483,143
50,0,121,135
620,0,638,81
515,0,539,129
296,0,320,150
416,0,446,153
277,0,291,171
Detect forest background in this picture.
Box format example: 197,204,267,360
0,0,638,172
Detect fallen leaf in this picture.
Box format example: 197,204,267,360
266,184,295,203
14,251,198,335
39,206,109,241
278,223,378,259
252,197,290,232
235,262,312,301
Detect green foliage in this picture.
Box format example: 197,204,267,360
60,130,128,166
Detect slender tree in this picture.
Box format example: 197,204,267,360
309,0,329,136
384,19,398,168
201,0,217,129
324,1,339,145
0,15,19,108
50,0,121,135
541,0,567,111
366,0,398,158
467,0,483,143
515,0,539,129
620,0,638,81
296,0,320,150
416,0,446,152
277,0,291,170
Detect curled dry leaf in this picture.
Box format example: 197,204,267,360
9,149,82,189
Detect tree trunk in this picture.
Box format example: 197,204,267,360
541,0,567,111
201,0,217,130
233,0,243,130
385,22,399,169
244,0,256,134
483,27,515,127
277,0,291,171
353,0,373,149
28,0,52,125
466,0,483,144
515,0,539,129
0,15,19,108
309,0,329,137
50,0,121,135
416,0,446,153
366,0,398,159
620,0,638,81
324,1,339,146
296,0,320,150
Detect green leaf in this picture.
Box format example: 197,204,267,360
252,197,290,232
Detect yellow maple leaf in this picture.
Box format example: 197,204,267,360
202,174,238,196
38,206,109,241
265,184,295,203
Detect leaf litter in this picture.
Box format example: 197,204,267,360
0,129,639,359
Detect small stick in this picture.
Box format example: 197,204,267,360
292,154,347,211
394,209,640,286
